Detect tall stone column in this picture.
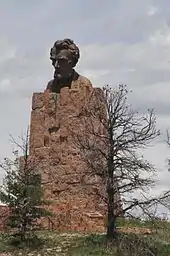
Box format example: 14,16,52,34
29,85,108,232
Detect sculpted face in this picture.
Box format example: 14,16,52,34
51,49,73,80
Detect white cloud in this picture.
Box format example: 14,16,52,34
147,6,158,16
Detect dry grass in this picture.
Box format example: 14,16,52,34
0,219,170,255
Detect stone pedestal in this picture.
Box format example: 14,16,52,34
29,85,108,232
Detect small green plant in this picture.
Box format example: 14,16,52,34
0,131,52,247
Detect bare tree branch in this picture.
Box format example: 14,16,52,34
72,84,170,240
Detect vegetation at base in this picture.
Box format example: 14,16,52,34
68,232,170,256
0,219,170,256
116,217,170,229
0,231,44,252
0,132,52,247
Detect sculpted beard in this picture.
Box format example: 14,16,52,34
54,61,73,80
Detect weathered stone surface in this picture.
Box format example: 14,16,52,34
29,110,45,152
32,92,44,110
29,84,110,233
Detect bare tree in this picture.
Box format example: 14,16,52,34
73,84,170,240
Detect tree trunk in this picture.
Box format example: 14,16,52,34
107,182,116,240
106,143,116,240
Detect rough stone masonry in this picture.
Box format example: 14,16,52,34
29,86,109,232
29,38,120,232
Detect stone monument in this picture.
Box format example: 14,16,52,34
29,39,111,232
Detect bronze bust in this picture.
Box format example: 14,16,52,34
46,38,92,93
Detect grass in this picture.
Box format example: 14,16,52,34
1,219,170,255
116,216,170,229
0,232,117,255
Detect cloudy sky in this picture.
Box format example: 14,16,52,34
0,0,170,201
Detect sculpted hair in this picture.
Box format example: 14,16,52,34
50,38,80,67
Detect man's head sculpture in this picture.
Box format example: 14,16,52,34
46,38,92,93
50,38,80,80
